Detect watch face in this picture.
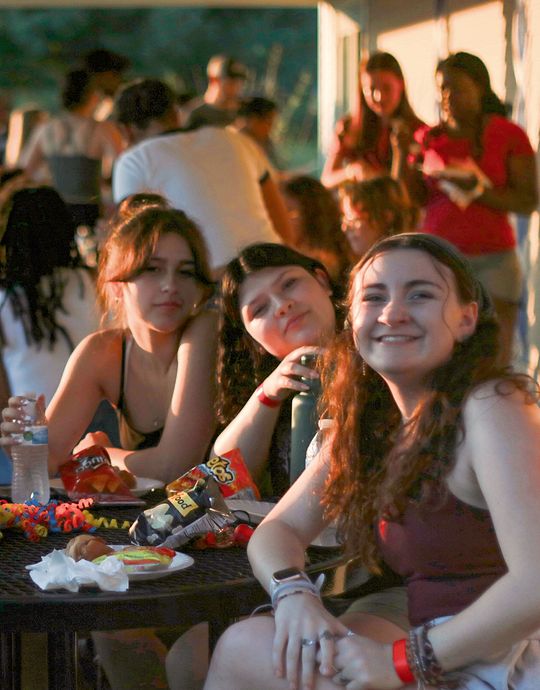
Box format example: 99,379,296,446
272,567,303,582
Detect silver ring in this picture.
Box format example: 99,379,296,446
346,629,356,637
301,637,317,647
319,629,334,641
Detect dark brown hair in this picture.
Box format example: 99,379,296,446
217,243,342,425
97,207,213,327
320,233,536,571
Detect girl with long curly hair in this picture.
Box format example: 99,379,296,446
204,233,540,690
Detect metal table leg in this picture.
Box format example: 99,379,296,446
47,631,78,690
1,632,21,690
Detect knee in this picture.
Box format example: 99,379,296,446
208,617,274,682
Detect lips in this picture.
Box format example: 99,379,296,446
284,311,309,334
155,301,182,309
375,334,420,343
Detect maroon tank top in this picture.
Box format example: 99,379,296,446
378,489,507,626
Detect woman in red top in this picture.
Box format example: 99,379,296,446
411,52,538,365
203,233,540,690
321,52,423,189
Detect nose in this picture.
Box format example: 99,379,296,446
274,296,294,318
160,270,179,293
378,297,410,325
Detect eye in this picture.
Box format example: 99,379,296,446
144,265,161,273
362,293,385,303
252,302,268,318
177,269,197,279
409,291,435,301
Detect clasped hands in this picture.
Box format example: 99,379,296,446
272,594,404,690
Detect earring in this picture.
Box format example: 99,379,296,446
362,360,367,376
114,296,120,304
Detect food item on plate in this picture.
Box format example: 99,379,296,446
65,534,176,571
65,534,114,561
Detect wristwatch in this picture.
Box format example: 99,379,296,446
270,567,311,594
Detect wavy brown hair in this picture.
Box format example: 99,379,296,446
217,243,344,425
97,207,214,328
320,233,537,571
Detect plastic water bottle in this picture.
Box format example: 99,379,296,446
289,355,321,485
11,393,50,504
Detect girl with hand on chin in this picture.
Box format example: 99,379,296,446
204,233,540,690
2,203,217,484
165,243,343,690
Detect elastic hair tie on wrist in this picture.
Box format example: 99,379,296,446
256,384,281,408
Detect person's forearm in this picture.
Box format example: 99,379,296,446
213,391,282,481
429,571,540,671
477,185,538,215
247,519,308,592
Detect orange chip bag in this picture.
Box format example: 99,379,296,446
59,445,144,505
166,448,260,500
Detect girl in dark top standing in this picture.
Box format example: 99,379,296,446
321,52,423,189
205,233,540,690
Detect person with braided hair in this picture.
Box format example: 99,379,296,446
205,233,540,690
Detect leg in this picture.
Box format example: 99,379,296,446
92,629,168,690
166,622,209,690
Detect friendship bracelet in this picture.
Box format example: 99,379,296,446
256,384,282,408
271,579,321,609
392,639,415,684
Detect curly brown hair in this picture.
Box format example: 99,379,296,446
217,242,344,426
320,233,537,571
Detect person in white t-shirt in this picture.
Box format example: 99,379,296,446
112,78,291,278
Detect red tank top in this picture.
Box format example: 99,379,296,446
377,489,506,626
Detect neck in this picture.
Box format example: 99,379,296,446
127,324,181,371
383,377,426,421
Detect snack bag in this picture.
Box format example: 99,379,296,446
166,448,260,500
130,476,236,549
59,445,143,505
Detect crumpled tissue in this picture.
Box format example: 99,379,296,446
26,549,129,592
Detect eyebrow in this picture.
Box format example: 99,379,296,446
362,279,445,291
148,257,196,266
243,268,294,310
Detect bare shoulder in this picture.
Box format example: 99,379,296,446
181,309,218,342
72,329,123,367
463,377,540,430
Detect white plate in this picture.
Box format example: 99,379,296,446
92,545,194,581
50,476,164,498
225,499,340,549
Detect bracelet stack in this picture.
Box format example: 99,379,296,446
392,623,457,689
270,571,323,610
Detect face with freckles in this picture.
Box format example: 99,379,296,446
350,249,478,386
238,265,336,360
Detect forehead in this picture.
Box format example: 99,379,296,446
354,248,454,290
362,69,402,88
152,232,192,259
238,265,305,306
438,67,481,91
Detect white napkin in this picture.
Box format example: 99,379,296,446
26,549,129,592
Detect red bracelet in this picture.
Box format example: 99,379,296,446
392,638,415,684
256,384,281,408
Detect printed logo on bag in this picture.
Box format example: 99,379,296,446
206,456,235,484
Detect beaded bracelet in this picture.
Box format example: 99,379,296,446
256,384,281,408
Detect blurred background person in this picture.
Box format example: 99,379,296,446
83,48,131,122
408,52,538,366
237,96,282,173
280,175,352,284
339,176,418,258
185,54,248,129
23,68,124,233
321,51,423,189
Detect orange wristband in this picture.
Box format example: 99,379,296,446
256,384,281,408
392,638,415,683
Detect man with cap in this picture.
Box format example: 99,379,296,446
185,54,248,129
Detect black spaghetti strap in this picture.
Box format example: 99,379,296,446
117,333,127,410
